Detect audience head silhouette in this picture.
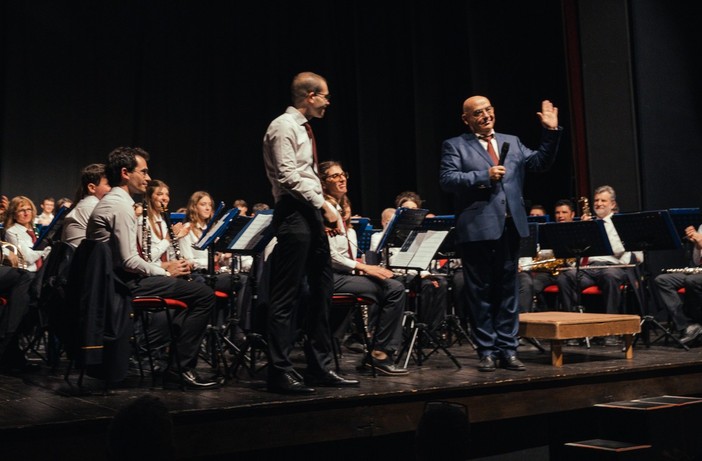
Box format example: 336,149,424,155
415,401,470,461
107,395,175,461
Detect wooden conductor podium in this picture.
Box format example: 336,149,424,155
518,312,641,366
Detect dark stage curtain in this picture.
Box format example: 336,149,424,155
1,0,572,223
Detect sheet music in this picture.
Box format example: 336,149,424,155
228,212,274,251
390,230,448,270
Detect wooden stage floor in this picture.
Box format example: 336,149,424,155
2,337,702,460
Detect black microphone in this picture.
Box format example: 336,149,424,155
498,142,510,166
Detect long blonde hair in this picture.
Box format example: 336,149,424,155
3,196,37,230
185,191,213,238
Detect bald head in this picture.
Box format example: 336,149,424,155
461,95,495,136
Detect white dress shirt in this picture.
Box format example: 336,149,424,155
262,106,325,209
87,187,167,276
62,195,99,248
4,223,49,271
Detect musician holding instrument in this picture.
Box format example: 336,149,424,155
87,148,219,389
556,186,640,343
320,161,408,376
3,196,51,272
651,225,702,345
138,180,191,274
518,199,576,312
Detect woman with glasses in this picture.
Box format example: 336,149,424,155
3,196,51,272
319,160,408,376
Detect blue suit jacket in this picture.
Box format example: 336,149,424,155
439,128,561,243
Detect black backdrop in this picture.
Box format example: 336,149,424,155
1,0,572,223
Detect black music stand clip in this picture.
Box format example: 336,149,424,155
612,210,688,349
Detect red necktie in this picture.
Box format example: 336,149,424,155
480,134,499,165
303,122,319,170
27,229,42,269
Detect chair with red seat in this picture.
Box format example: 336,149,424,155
331,293,377,377
130,295,188,386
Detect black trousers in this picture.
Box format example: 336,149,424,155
266,196,334,377
333,272,405,354
0,267,33,359
125,276,215,370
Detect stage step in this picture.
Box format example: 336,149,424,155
563,438,652,460
591,395,702,459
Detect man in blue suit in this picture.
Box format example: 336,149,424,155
439,96,562,371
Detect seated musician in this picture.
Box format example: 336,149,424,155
651,224,702,345
179,191,250,337
370,205,448,337
137,179,190,268
518,199,576,312
319,161,408,375
86,147,219,389
3,196,51,272
0,245,34,372
556,186,641,339
62,163,112,248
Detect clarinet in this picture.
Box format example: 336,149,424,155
662,267,702,274
142,200,151,261
161,203,182,261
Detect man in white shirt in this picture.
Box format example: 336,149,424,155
62,163,111,247
262,72,359,393
87,147,219,389
556,186,637,321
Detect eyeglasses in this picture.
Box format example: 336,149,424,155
132,168,150,176
470,106,494,117
315,92,331,102
16,208,33,214
325,171,349,181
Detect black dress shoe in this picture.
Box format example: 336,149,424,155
306,369,360,387
477,355,496,372
680,323,702,345
501,355,526,371
163,369,221,390
268,371,316,394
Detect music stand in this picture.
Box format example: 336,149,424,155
669,208,702,264
221,211,276,379
421,215,477,352
191,207,242,374
350,217,372,257
517,223,547,352
611,210,688,349
539,220,613,347
520,222,539,259
33,204,70,251
377,213,460,369
527,214,551,223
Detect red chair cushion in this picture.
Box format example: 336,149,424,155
132,296,188,310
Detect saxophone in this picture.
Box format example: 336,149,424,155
525,257,575,276
579,196,591,220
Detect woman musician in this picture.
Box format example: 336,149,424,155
137,180,191,275
3,196,51,272
179,191,250,337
